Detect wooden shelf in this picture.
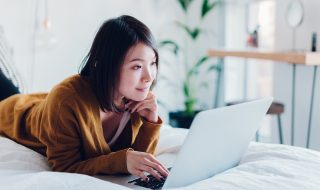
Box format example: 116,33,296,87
208,49,320,65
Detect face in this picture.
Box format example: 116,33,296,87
117,43,157,101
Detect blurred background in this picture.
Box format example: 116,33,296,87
1,0,320,150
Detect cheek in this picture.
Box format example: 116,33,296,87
119,72,138,90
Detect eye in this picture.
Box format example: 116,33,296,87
132,65,142,70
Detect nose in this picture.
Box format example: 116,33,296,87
142,68,154,83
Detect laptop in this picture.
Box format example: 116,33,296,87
98,98,273,189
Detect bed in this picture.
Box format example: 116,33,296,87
1,125,320,190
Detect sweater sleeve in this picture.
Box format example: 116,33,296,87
43,97,131,176
130,115,162,154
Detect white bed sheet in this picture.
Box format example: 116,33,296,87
1,125,320,190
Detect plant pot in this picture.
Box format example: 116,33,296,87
169,110,202,129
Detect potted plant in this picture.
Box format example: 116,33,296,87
158,0,222,129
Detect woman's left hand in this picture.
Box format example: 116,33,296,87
126,92,159,123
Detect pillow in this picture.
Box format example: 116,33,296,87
155,124,188,155
0,136,50,171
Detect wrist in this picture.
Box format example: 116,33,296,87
144,115,160,124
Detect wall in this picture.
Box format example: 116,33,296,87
274,0,320,150
0,0,178,91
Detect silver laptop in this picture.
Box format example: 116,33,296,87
98,97,273,189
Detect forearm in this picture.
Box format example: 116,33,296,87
131,116,162,154
49,148,131,175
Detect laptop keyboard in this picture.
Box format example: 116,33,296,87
128,168,171,190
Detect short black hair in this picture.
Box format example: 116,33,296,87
79,15,159,113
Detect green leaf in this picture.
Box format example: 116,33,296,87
183,82,189,97
176,22,201,40
188,56,210,76
159,40,180,55
177,0,194,13
185,98,196,113
195,56,209,68
207,64,222,72
201,0,219,19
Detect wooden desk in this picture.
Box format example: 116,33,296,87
208,49,320,148
208,49,320,65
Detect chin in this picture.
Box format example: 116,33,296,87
127,94,148,101
130,96,147,101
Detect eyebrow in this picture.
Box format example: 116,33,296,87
129,57,156,63
129,58,145,63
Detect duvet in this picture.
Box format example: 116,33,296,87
0,125,320,190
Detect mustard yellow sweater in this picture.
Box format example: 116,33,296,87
0,75,162,175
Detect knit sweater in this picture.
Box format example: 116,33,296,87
0,75,162,175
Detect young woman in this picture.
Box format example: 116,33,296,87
0,15,168,181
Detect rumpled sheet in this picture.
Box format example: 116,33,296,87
1,125,320,190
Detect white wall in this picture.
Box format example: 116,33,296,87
0,0,179,91
224,2,247,102
0,0,223,123
274,0,320,150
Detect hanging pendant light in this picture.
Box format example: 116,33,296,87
34,0,57,49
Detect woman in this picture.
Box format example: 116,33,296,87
0,15,168,181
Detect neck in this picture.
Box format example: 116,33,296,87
114,95,125,110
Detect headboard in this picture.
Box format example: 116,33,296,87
0,25,25,93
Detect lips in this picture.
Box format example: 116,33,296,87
136,87,149,92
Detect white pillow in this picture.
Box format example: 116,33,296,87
0,136,50,171
155,124,188,155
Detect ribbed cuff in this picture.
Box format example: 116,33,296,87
140,116,163,127
99,148,133,174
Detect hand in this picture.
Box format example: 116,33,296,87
126,150,169,181
126,92,159,123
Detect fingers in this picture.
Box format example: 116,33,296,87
140,165,163,181
130,96,156,111
126,92,154,105
125,92,157,112
135,104,157,113
128,101,144,112
144,154,169,176
144,160,168,178
130,100,156,113
135,170,148,181
127,151,168,182
138,153,169,177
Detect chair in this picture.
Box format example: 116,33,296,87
227,101,285,144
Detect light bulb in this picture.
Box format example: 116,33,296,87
35,17,57,49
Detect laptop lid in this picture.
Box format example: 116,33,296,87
163,97,273,188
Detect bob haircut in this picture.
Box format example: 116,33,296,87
79,15,159,113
